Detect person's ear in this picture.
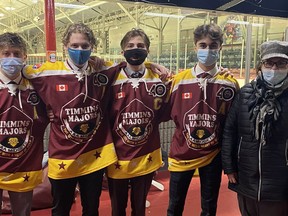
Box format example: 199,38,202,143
23,54,28,61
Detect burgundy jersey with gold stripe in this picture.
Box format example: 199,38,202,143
167,67,239,172
23,61,124,179
0,78,49,192
107,68,168,179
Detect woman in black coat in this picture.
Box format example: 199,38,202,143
222,40,288,216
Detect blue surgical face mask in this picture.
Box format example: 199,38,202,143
262,68,288,85
197,49,219,66
68,48,92,66
0,57,24,77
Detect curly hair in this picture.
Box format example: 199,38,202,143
62,22,96,47
0,32,27,54
120,28,150,51
193,23,223,45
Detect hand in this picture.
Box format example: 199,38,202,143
219,67,233,78
88,56,105,71
227,172,238,184
47,108,55,122
150,63,172,81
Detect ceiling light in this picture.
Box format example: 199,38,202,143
227,20,264,27
4,7,15,11
0,13,4,17
55,3,89,9
227,20,249,25
144,12,185,19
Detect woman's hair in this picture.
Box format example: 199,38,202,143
0,32,27,54
62,23,96,47
193,23,223,45
120,28,150,51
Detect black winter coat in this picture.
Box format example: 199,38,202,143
222,80,288,202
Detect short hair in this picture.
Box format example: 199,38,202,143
193,24,224,45
0,32,27,55
120,28,150,51
62,23,96,47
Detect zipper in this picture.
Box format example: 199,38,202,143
257,141,263,201
237,137,242,161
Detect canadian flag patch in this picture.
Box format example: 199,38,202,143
116,92,125,99
182,92,192,99
56,84,68,92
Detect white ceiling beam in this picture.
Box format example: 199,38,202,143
217,0,245,10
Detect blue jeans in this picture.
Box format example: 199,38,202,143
167,153,222,216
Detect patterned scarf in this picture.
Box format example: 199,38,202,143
248,76,288,145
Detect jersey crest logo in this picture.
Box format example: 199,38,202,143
116,99,154,147
0,106,34,159
93,73,108,87
60,93,102,144
182,100,218,150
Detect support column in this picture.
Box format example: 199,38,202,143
44,0,56,62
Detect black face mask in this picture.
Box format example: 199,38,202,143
124,48,148,66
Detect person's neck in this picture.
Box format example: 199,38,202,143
0,70,21,81
198,62,216,72
126,63,145,72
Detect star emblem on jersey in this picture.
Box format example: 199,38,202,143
76,73,84,81
147,155,153,162
23,174,30,182
115,162,121,169
94,151,101,159
58,162,66,170
130,79,140,89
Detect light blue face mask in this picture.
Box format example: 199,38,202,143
68,48,92,66
197,49,219,66
0,57,24,77
262,68,288,85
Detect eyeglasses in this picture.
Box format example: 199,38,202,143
262,60,288,69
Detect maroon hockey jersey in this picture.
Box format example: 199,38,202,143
0,75,49,192
107,68,168,179
23,60,124,179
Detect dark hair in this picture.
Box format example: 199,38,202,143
193,24,223,45
0,32,27,54
120,28,150,51
62,23,96,47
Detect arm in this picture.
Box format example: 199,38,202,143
222,92,240,182
144,62,172,81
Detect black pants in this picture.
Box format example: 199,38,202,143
238,194,288,216
167,153,222,216
49,169,104,216
108,172,155,216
